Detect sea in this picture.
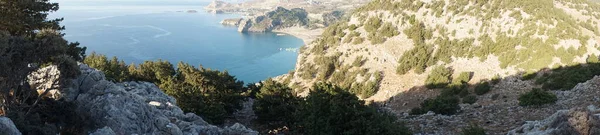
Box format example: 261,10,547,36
49,0,304,83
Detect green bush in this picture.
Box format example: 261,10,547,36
491,74,502,84
461,125,486,135
518,88,557,106
462,95,478,104
454,72,473,84
537,64,600,90
410,96,460,115
296,83,412,135
353,37,365,44
364,17,382,33
521,72,537,80
425,66,453,89
84,52,130,82
440,83,467,97
587,55,599,63
474,82,491,95
352,56,365,67
253,79,299,129
162,62,245,124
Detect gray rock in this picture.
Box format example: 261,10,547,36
508,105,600,135
0,117,21,135
27,65,61,99
31,64,258,135
89,127,115,135
221,18,244,26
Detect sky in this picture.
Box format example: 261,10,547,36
51,0,213,6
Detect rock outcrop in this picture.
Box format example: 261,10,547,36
237,16,277,33
20,64,258,134
508,105,600,135
0,117,21,135
221,18,244,26
230,7,309,33
204,0,243,14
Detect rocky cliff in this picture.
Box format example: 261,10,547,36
14,64,258,134
228,7,310,33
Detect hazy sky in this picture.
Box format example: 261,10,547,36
51,0,214,6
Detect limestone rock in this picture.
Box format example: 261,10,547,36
508,105,600,135
89,127,115,135
28,64,258,135
27,65,61,99
0,117,21,135
221,18,244,26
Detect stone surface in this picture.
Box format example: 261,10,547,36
0,117,22,135
89,127,115,135
508,105,600,135
27,65,62,99
22,64,258,135
395,76,600,134
221,18,244,26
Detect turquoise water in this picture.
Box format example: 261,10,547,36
50,3,304,83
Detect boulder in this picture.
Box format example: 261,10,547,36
0,117,21,135
508,105,600,135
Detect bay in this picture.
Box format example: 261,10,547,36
50,3,304,83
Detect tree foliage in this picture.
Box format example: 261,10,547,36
425,66,453,89
295,83,412,135
474,82,491,95
84,55,246,125
0,1,87,134
410,95,460,115
0,0,64,36
253,79,299,129
518,88,557,106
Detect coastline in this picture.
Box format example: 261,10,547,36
272,26,323,44
270,26,323,83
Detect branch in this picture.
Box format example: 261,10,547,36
25,79,60,116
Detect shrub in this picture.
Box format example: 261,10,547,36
491,74,502,84
380,22,399,37
410,96,460,115
462,95,478,104
352,56,365,67
537,64,600,90
425,66,453,89
440,83,467,97
84,52,130,82
474,82,491,95
521,72,537,80
253,79,299,129
461,125,486,135
587,55,600,63
454,72,473,84
364,17,382,33
296,83,412,135
348,24,358,30
352,37,365,44
518,88,557,106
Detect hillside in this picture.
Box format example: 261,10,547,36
288,0,600,100
280,0,600,134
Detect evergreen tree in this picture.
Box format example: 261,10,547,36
253,79,299,129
